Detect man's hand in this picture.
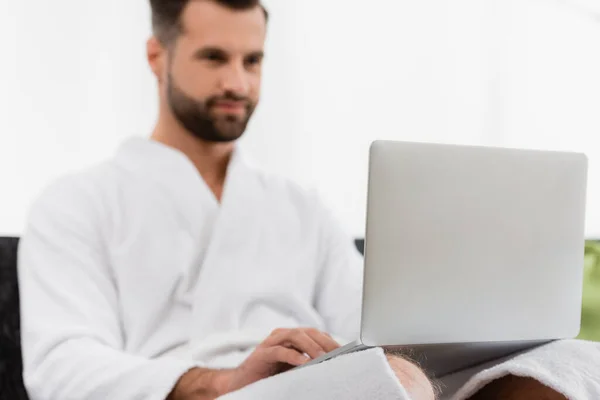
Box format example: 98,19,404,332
168,367,230,400
168,327,339,399
226,327,340,393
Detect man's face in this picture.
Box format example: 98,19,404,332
161,1,266,142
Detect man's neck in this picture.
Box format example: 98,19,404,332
151,120,234,202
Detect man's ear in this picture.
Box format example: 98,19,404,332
147,36,166,84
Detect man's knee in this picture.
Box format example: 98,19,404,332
385,354,437,400
467,375,568,400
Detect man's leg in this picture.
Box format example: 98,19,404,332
441,340,600,400
385,354,439,400
467,375,567,400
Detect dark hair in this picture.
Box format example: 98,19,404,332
149,0,269,45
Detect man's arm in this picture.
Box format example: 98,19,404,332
19,178,341,400
18,178,197,400
167,368,230,400
168,327,343,399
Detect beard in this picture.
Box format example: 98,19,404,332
166,71,256,143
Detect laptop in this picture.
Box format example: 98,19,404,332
299,139,588,377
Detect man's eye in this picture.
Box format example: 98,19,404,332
200,51,226,63
245,56,262,66
207,53,224,62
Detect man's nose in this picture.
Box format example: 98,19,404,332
220,63,250,96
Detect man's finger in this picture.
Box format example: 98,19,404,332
264,346,309,366
267,329,327,359
303,328,340,353
286,330,328,359
262,328,291,347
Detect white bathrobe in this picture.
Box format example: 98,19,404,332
18,137,364,400
19,136,600,400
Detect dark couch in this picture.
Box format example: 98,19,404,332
0,237,367,400
0,237,28,399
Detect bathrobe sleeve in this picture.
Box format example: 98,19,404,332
18,177,196,400
313,199,364,343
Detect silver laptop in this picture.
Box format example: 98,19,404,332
300,139,588,377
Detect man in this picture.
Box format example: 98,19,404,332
17,1,594,399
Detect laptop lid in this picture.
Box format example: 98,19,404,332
360,140,588,347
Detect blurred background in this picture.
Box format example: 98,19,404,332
1,0,600,238
0,0,600,238
1,0,600,338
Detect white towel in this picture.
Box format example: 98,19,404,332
217,339,600,400
218,347,411,400
448,339,600,400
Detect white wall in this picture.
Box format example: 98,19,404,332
272,0,505,235
501,0,600,237
0,1,155,235
1,0,600,238
248,0,600,237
